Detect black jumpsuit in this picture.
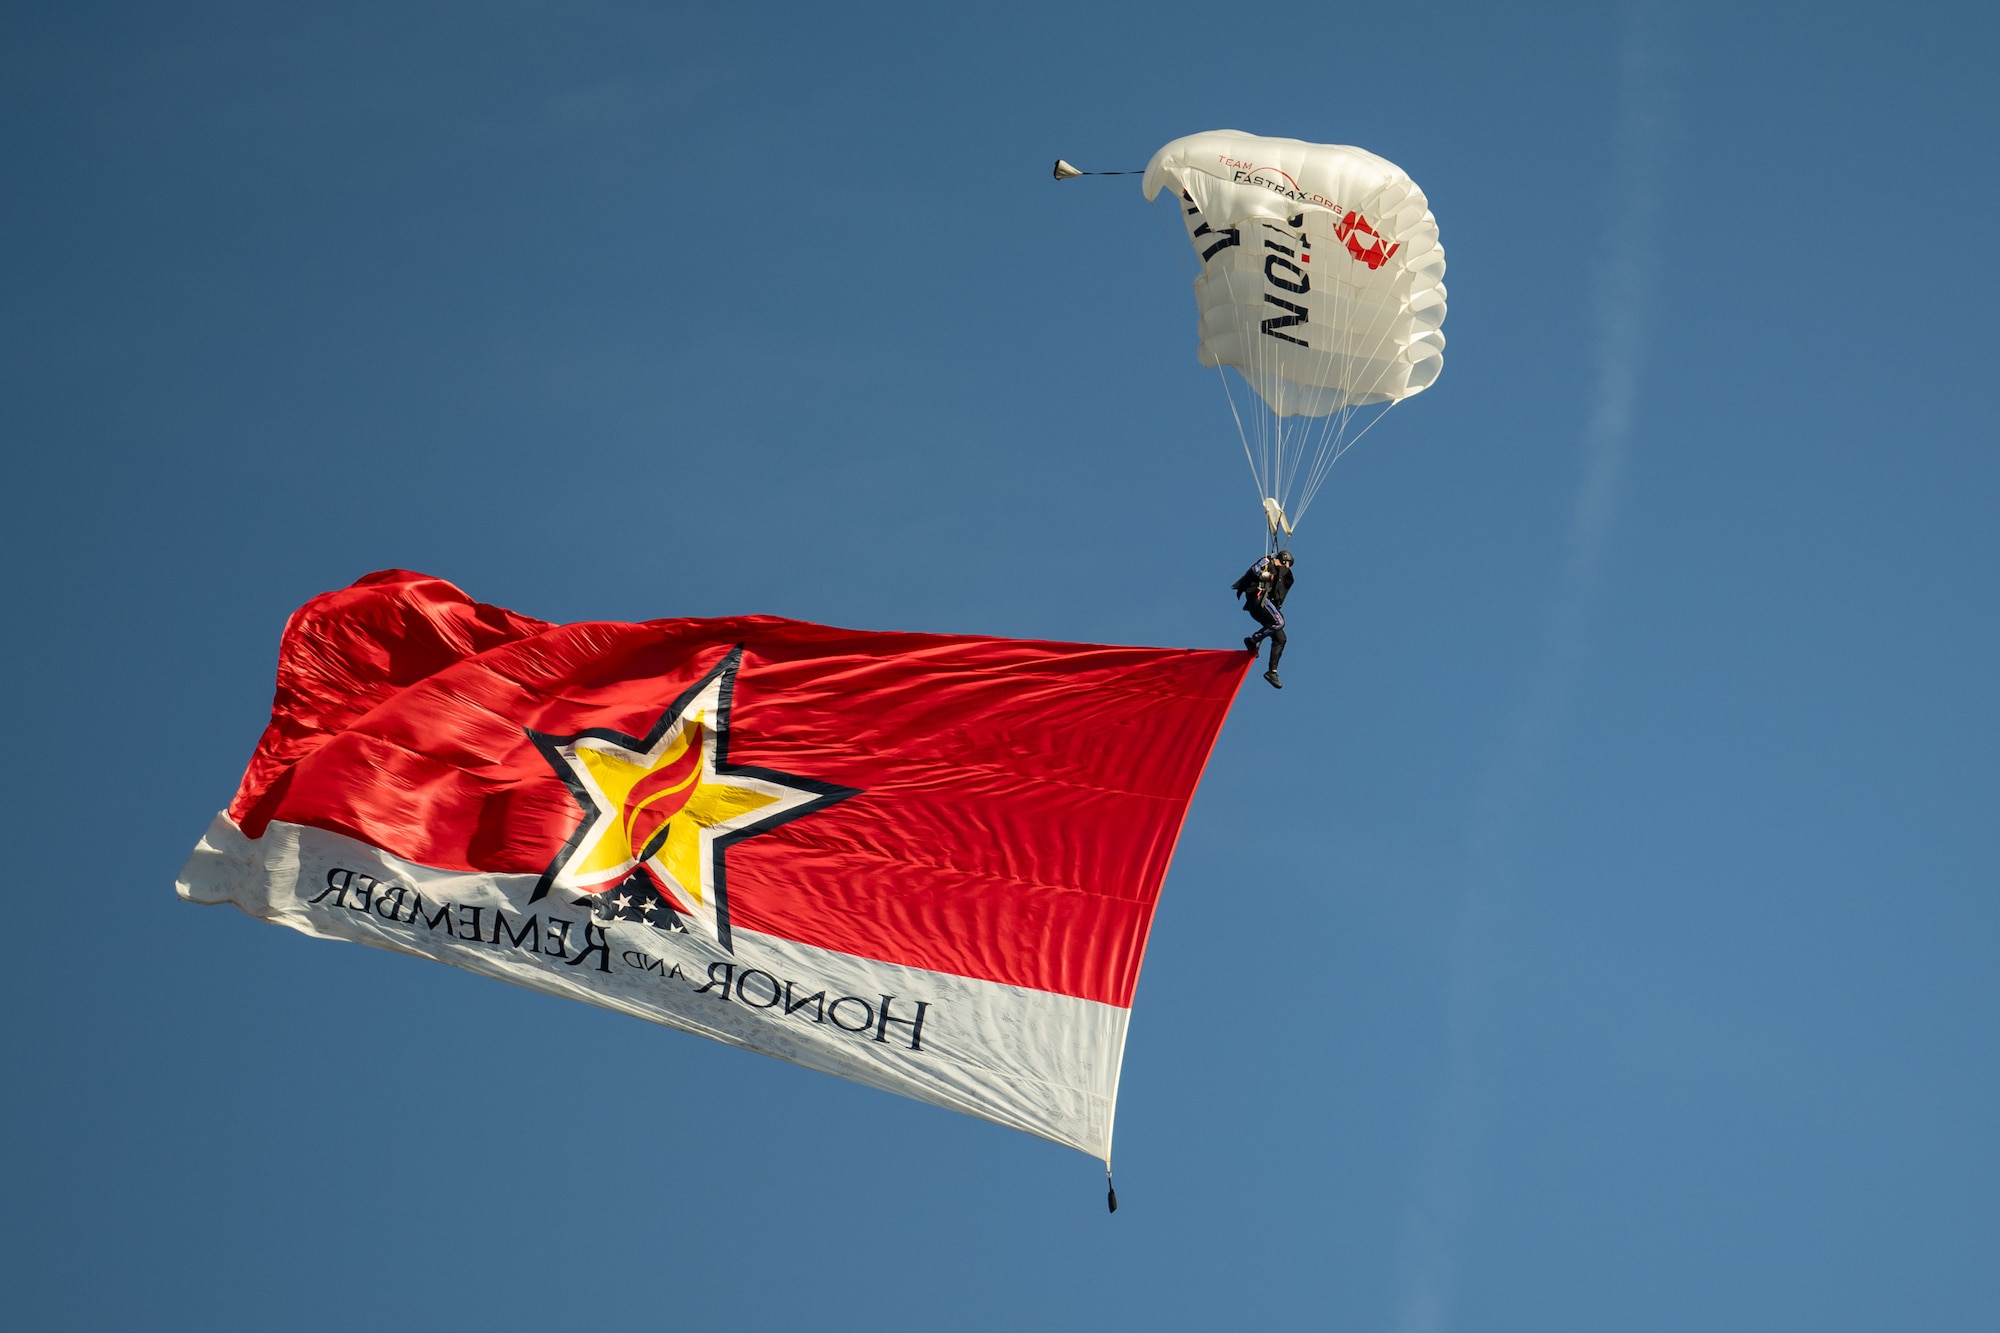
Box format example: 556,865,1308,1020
1238,556,1293,670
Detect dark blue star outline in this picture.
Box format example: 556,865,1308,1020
524,644,859,952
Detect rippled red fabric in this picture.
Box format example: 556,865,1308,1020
226,570,1247,1006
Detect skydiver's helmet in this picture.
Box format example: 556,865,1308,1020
1276,550,1295,567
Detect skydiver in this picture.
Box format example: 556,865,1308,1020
1235,549,1295,689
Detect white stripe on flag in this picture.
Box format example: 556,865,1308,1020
179,815,1128,1158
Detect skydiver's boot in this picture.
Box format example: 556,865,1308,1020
1264,669,1282,689
1244,635,1261,654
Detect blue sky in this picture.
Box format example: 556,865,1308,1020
3,2,1995,1328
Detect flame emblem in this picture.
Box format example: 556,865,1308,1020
622,718,704,863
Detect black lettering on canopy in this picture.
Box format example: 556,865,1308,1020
1194,225,1241,262
1264,252,1309,294
1264,219,1309,254
1262,295,1309,347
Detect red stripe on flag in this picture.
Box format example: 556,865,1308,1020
225,571,1247,1007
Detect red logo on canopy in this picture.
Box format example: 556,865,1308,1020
1336,211,1400,270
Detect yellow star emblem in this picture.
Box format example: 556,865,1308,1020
528,646,855,949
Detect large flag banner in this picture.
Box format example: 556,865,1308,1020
179,571,1247,1159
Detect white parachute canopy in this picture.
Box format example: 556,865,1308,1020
1143,130,1446,537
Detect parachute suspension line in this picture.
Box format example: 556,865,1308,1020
1297,403,1357,525
1281,178,1415,533
1217,364,1263,513
1279,405,1311,524
1296,242,1366,522
1150,194,1265,541
1156,193,1274,546
1290,194,1349,517
1255,290,1273,514
1233,255,1269,515
1294,401,1396,527
1225,232,1273,527
1289,407,1341,527
1295,284,1414,524
1242,264,1280,525
1266,312,1287,528
1288,185,1423,531
1295,400,1384,528
1279,213,1345,524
